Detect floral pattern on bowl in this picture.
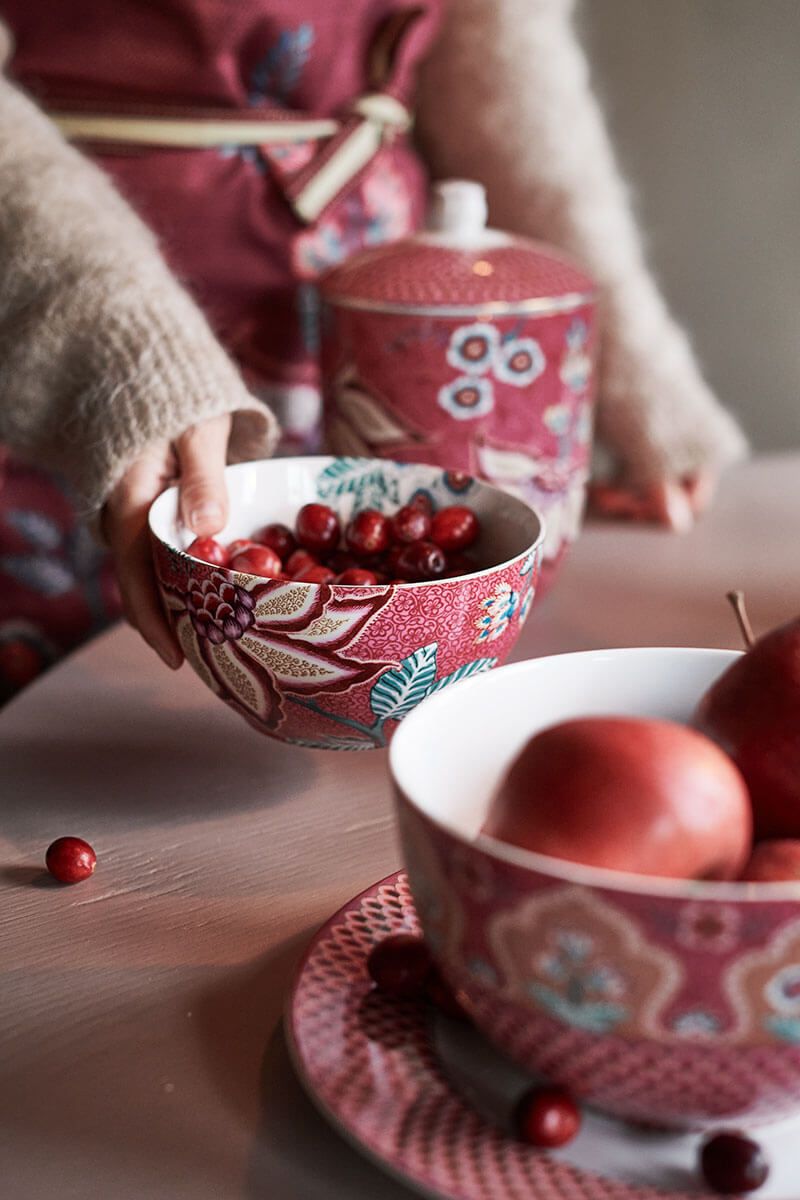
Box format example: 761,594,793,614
150,457,543,749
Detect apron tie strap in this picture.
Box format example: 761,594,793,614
282,92,411,224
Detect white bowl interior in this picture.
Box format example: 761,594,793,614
149,456,542,571
391,647,739,840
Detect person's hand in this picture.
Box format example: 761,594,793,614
103,413,232,668
588,470,717,533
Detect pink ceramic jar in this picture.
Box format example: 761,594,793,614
320,181,597,587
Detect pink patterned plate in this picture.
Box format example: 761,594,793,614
286,872,800,1200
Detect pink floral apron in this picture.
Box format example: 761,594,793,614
0,0,442,699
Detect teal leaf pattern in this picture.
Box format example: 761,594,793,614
316,458,399,511
765,1015,800,1044
428,657,497,694
370,643,439,722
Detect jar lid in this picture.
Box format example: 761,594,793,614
320,180,595,316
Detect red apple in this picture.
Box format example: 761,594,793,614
740,840,800,882
695,606,800,839
483,717,752,880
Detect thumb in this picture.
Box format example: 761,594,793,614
176,413,231,536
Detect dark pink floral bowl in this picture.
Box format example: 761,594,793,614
389,648,800,1129
148,456,543,750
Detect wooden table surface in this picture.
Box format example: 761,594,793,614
1,453,798,1200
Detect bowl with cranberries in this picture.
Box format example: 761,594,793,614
149,456,543,749
390,646,800,1137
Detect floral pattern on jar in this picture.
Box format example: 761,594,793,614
446,322,499,374
438,376,495,421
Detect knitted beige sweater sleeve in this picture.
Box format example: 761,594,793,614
0,53,278,515
416,0,748,485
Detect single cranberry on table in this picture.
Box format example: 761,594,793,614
186,536,229,567
230,545,283,578
515,1087,582,1149
367,933,432,998
45,837,97,884
430,506,480,552
345,509,392,557
253,522,297,563
295,503,341,553
700,1132,769,1194
336,568,378,586
395,540,447,582
391,504,431,545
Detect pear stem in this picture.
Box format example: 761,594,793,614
726,590,755,650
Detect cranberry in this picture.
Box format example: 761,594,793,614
425,968,470,1020
391,504,431,545
253,522,296,563
385,543,406,576
336,568,378,585
700,1132,769,1194
367,933,432,998
186,537,229,567
516,1087,581,1149
326,550,360,575
226,538,258,559
45,837,97,884
345,509,392,557
230,545,282,578
293,563,335,584
0,639,44,687
296,503,341,553
286,549,317,577
395,540,447,582
446,552,477,576
430,506,480,552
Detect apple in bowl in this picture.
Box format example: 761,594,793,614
389,647,800,1130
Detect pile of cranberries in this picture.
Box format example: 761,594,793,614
186,497,481,585
365,932,771,1191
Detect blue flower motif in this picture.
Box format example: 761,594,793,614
495,335,545,387
529,982,627,1033
446,323,499,374
519,587,534,625
249,24,314,107
438,376,494,421
475,583,518,643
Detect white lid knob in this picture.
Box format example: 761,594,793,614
427,180,488,237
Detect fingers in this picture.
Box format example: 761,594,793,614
105,452,183,670
176,413,231,536
684,469,718,516
587,483,652,521
588,479,695,532
646,481,695,533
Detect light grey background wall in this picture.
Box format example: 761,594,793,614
580,0,800,451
